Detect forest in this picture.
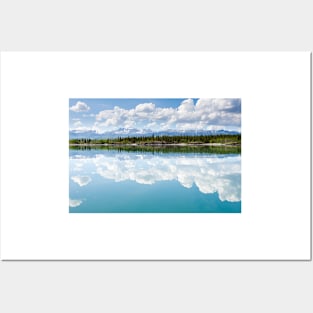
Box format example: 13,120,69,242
69,134,241,145
70,144,241,154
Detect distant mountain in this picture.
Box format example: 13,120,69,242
69,128,240,139
69,130,103,139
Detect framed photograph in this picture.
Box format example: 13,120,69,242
69,98,241,213
0,52,310,260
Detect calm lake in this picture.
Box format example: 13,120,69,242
69,146,241,213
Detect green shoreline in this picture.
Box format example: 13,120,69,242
70,143,241,154
69,134,241,153
69,142,240,147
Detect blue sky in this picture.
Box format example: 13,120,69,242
69,98,241,133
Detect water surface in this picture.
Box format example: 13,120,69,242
69,146,241,213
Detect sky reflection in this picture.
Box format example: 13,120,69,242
70,151,241,202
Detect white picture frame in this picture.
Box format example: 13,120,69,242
0,52,311,260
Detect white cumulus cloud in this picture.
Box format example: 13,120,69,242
93,98,240,133
70,101,90,112
135,102,155,112
178,98,195,112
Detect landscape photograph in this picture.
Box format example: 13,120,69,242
69,98,241,213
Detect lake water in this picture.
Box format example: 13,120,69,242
69,146,241,213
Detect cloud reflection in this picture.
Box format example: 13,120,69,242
69,198,83,207
88,153,241,202
71,176,92,186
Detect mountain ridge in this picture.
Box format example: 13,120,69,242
69,128,240,139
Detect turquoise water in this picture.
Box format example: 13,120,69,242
69,147,241,213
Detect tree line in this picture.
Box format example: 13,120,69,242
70,144,241,154
69,134,241,145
